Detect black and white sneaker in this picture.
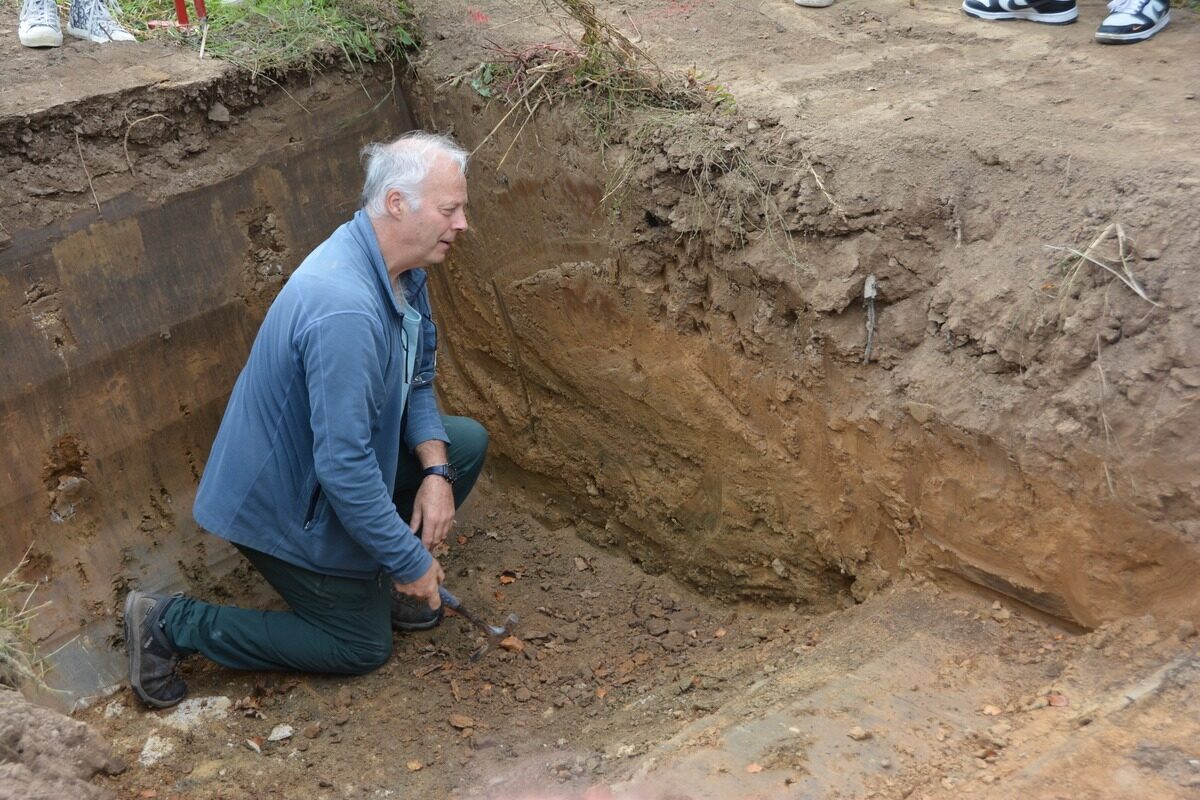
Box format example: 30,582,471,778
1095,0,1169,44
962,0,1078,24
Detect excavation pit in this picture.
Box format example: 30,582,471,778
2,1,1200,797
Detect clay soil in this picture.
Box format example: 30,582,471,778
2,0,1200,798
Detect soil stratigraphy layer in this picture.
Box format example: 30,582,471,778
406,0,1200,627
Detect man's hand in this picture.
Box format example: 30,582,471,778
393,558,444,610
409,474,455,551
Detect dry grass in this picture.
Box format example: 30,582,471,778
0,549,48,691
1047,222,1161,317
452,0,711,166
454,1,812,271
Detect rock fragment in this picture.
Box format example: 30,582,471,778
449,714,475,730
267,724,293,742
646,618,669,637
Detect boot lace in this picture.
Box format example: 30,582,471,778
20,0,58,27
93,0,130,35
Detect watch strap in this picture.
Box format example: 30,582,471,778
422,463,457,484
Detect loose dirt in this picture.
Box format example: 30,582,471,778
77,489,1200,798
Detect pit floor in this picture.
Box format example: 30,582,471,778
83,482,1200,800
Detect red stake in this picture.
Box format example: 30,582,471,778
172,0,189,26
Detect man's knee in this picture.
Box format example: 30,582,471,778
335,637,392,676
445,416,488,467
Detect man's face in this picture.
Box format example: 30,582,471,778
388,154,469,267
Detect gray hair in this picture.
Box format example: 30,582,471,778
360,131,469,217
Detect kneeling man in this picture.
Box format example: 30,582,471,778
124,131,486,708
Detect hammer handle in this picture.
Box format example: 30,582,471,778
438,585,461,610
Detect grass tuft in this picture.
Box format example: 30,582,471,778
614,110,809,271
113,0,416,74
1046,222,1161,321
452,0,719,166
0,548,48,692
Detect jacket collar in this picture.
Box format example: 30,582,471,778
401,268,427,306
348,209,404,318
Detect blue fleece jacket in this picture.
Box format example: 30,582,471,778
194,211,449,584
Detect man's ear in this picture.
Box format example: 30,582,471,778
386,189,409,218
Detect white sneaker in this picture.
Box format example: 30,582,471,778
1095,0,1169,44
19,0,63,47
67,0,136,43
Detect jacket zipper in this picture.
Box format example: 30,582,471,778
303,484,322,530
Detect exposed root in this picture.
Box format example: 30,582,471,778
123,113,171,176
74,132,102,217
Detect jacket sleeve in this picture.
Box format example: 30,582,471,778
402,283,450,452
299,311,433,584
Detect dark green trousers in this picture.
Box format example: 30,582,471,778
164,415,487,674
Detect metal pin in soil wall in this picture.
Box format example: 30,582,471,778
862,274,878,365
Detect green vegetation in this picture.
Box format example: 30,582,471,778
115,0,416,73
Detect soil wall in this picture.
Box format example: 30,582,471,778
0,65,415,697
409,78,1200,628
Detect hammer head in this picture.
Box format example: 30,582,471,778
469,612,520,662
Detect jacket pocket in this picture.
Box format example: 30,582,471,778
303,484,323,530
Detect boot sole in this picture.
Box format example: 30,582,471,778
391,610,444,632
124,591,181,709
66,23,136,42
19,28,63,47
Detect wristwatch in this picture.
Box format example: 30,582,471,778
422,463,458,485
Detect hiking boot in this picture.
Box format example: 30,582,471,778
18,0,63,48
1095,0,1169,44
391,590,444,632
123,591,187,709
961,0,1078,24
67,0,135,43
